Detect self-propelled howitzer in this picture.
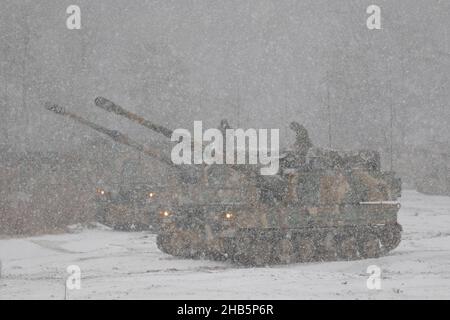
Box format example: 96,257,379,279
91,97,403,266
45,102,200,230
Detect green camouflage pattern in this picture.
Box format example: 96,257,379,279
46,99,402,265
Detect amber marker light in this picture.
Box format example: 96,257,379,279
224,212,234,220
160,210,171,218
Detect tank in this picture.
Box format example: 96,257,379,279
95,180,162,231
155,148,403,265
46,98,403,265
45,102,179,231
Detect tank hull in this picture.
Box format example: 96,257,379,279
156,203,402,266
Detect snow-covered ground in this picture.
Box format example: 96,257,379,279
1,190,449,300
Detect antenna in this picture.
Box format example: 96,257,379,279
284,86,289,136
327,71,332,149
236,84,241,128
389,89,394,171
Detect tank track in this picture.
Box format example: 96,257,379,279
156,223,402,266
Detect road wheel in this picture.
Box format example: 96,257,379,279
380,223,402,252
156,233,173,255
178,231,204,258
338,236,359,260
277,237,295,264
231,232,254,265
248,235,274,266
296,238,316,262
322,232,339,261
360,234,382,259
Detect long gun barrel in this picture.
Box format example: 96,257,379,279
93,97,246,162
45,102,176,168
95,97,173,139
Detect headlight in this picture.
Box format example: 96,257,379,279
224,212,234,220
96,188,106,195
160,210,171,218
148,192,155,199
